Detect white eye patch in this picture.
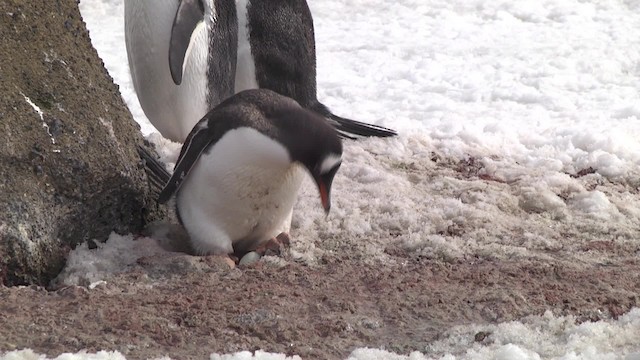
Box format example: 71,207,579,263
319,153,342,175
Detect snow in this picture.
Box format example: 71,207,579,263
51,234,165,288
21,94,57,146
17,0,640,358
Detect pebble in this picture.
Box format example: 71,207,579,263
239,251,261,266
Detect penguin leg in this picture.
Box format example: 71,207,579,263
142,220,194,254
142,220,236,268
235,233,291,266
254,232,291,257
275,232,291,247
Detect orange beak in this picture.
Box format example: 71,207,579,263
318,180,331,214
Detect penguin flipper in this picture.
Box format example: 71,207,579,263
158,121,215,204
169,0,205,85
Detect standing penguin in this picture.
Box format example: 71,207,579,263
124,0,237,143
126,0,395,143
236,0,397,138
144,89,342,256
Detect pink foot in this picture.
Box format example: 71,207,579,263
255,232,291,257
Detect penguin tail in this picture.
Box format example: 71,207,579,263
137,144,171,198
310,102,397,138
328,113,398,139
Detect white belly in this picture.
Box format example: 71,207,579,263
234,0,259,93
176,128,305,255
125,0,210,142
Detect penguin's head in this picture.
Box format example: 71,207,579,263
229,89,344,214
310,151,342,214
273,105,343,214
289,128,342,215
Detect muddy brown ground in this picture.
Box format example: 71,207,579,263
1,245,638,359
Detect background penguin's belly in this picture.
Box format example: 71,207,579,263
125,0,209,142
234,0,259,93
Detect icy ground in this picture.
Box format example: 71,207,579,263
5,0,640,358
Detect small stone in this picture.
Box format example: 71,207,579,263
474,331,491,342
239,251,261,266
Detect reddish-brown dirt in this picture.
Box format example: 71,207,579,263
1,247,638,359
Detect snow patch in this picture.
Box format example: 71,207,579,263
52,233,166,288
22,94,57,146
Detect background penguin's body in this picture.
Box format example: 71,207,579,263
126,0,395,143
147,89,343,255
236,0,397,138
124,0,237,142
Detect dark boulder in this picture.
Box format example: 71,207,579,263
0,0,162,286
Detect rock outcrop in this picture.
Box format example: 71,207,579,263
0,0,161,286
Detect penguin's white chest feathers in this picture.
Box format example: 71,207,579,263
176,127,305,255
234,0,259,93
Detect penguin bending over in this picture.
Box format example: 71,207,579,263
236,0,397,138
124,0,237,143
146,89,342,256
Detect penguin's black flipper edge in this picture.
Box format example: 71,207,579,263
158,119,221,204
169,0,205,85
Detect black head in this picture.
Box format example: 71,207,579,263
278,108,342,214
253,92,342,214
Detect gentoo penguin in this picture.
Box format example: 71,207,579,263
126,0,395,143
235,0,397,138
124,0,237,142
148,89,342,255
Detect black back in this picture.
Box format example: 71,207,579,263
246,0,318,109
158,89,342,203
207,0,238,108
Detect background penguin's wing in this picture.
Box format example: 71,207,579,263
169,0,205,85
